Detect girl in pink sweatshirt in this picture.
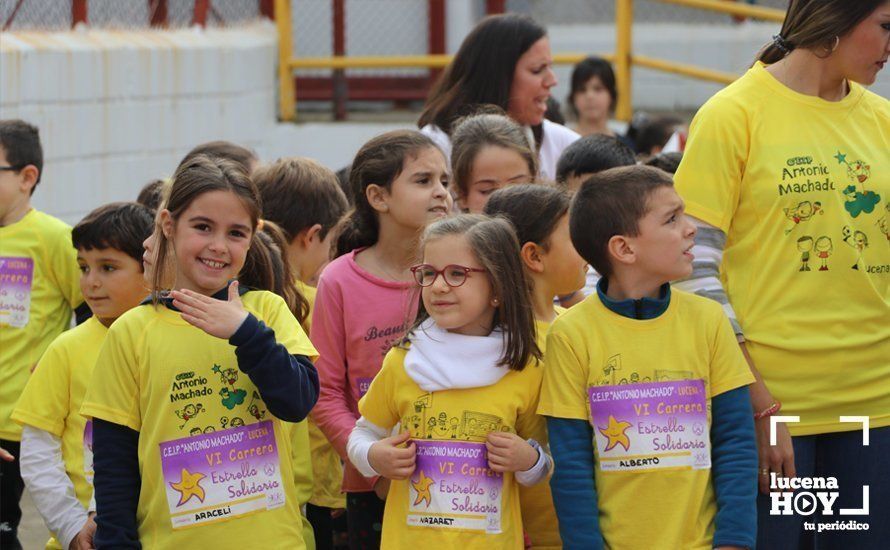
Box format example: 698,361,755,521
310,130,452,548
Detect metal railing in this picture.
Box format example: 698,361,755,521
275,0,785,122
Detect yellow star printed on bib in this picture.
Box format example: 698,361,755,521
411,470,435,507
598,415,632,452
169,468,207,506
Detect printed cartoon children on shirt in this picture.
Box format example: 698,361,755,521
797,236,814,271
783,200,823,235
213,363,247,410
246,391,267,421
877,202,890,245
175,403,205,430
814,236,833,271
841,226,869,270
835,151,880,218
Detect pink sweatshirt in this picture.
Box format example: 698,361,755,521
309,249,418,492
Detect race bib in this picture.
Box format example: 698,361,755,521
0,257,34,328
83,420,94,484
407,440,503,533
588,380,711,472
159,420,285,529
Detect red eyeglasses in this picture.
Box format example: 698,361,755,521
410,264,487,287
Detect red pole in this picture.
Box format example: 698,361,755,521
149,0,168,27
428,0,446,85
332,0,347,121
72,0,88,27
485,0,505,15
192,0,210,27
259,0,275,20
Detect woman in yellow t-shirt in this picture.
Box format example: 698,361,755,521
347,215,551,549
484,184,588,549
82,155,319,549
674,1,890,547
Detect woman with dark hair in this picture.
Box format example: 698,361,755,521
567,56,619,138
418,13,578,180
675,1,889,547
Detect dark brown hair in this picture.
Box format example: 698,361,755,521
483,184,569,252
756,0,886,64
569,165,674,278
152,154,305,318
336,130,442,257
409,214,541,371
136,178,169,211
567,56,618,117
72,202,155,265
450,112,537,202
0,119,42,191
418,14,547,134
254,157,349,242
555,134,636,184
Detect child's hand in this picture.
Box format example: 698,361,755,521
69,514,97,550
486,432,538,473
0,447,14,462
368,431,416,480
172,281,248,339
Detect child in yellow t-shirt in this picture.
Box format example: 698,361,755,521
81,154,320,549
485,184,590,550
254,157,351,548
12,202,154,550
347,215,551,549
538,166,757,550
0,119,84,549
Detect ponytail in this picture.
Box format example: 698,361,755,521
335,130,440,258
241,221,310,326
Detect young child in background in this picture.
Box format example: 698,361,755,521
539,166,757,549
312,130,451,548
347,214,551,549
484,184,588,549
82,154,319,548
555,134,636,192
0,119,84,549
567,56,621,140
13,202,154,550
254,157,351,549
450,112,537,213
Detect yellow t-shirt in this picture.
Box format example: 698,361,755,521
360,345,546,549
0,209,82,441
674,62,890,436
12,316,106,550
298,281,346,509
538,291,753,550
517,313,564,550
81,290,317,549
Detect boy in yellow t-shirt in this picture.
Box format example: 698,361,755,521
254,158,350,548
539,166,757,550
12,202,154,550
0,119,84,549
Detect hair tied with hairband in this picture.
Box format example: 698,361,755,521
772,34,793,55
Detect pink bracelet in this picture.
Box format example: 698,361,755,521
754,400,781,420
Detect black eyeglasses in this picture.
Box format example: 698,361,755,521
410,264,486,287
0,165,25,172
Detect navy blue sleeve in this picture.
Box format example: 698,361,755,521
546,416,604,550
229,313,320,423
711,386,757,549
93,419,141,549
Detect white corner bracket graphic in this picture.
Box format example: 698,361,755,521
770,416,800,446
839,416,870,446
